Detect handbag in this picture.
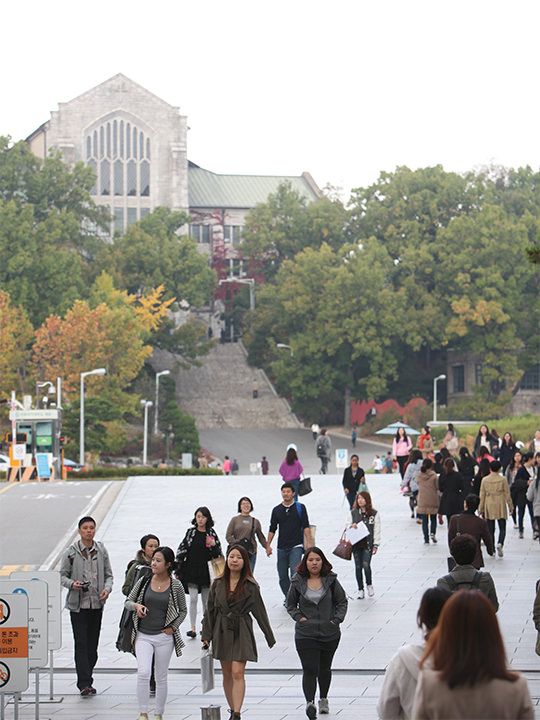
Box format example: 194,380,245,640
227,518,255,555
115,607,134,653
201,648,215,693
298,475,312,496
332,531,353,560
208,555,226,580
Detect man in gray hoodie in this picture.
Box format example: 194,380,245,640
60,516,113,696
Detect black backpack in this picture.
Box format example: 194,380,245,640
444,570,482,592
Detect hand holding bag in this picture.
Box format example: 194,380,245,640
332,530,353,560
201,647,215,693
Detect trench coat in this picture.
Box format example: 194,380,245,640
479,471,513,520
416,469,440,515
201,576,275,662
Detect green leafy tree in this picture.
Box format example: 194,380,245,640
61,397,127,458
159,377,199,455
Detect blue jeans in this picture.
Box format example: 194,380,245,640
277,546,304,596
422,514,437,542
352,545,372,590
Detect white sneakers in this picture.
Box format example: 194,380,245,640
367,585,375,597
497,543,504,557
355,589,365,599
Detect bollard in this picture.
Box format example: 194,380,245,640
201,705,221,719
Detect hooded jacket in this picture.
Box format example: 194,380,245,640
286,571,347,642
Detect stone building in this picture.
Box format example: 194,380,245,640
26,73,321,270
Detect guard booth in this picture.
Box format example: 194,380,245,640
6,408,63,482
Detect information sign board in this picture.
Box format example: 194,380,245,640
335,448,348,469
0,581,48,669
36,453,51,479
0,592,29,693
10,571,61,650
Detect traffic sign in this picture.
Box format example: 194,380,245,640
0,581,48,669
10,571,61,650
335,448,348,468
0,592,29,693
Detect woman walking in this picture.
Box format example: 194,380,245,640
123,534,160,596
527,467,540,546
506,450,523,529
416,458,440,544
412,591,534,719
438,458,465,525
473,424,495,459
125,546,187,720
393,427,413,480
377,587,451,720
479,460,513,557
202,545,275,720
500,432,517,472
350,491,381,598
175,506,222,638
442,423,459,456
226,497,267,572
286,547,348,719
341,454,367,509
279,446,304,500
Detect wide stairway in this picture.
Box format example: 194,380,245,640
152,343,300,429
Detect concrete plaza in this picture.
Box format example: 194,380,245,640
5,470,540,718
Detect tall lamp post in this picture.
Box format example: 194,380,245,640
433,374,447,423
80,368,106,466
141,400,153,465
154,370,170,435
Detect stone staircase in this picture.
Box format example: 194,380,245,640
151,343,301,429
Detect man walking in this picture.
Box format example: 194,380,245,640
437,534,499,611
316,428,332,474
60,516,113,696
448,493,494,568
266,483,312,597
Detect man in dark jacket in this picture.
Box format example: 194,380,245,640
437,534,499,611
448,494,494,568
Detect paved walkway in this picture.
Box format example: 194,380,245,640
6,472,540,718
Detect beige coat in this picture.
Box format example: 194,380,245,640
479,471,513,520
412,667,534,719
416,469,440,515
533,583,540,657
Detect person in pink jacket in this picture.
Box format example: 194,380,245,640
279,447,304,500
393,427,413,479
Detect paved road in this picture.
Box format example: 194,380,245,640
0,480,111,569
199,428,388,476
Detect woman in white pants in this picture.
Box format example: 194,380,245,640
125,546,187,720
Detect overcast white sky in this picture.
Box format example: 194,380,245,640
3,0,540,198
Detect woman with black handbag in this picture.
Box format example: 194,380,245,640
226,497,267,572
125,546,187,720
175,506,222,639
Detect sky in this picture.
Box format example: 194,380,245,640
3,0,540,199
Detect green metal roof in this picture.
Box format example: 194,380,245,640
188,162,321,209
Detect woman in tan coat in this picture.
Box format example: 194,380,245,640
416,458,440,545
479,460,513,557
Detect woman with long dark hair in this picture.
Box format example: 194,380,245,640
202,545,275,720
499,432,516,472
279,446,304,500
341,454,367,509
125,546,187,720
506,450,522,529
287,547,348,719
457,447,476,491
350,491,381,598
438,458,465,525
473,424,495,459
442,423,459,455
393,427,413,480
471,457,491,496
175,506,222,639
412,591,533,718
402,449,423,520
377,587,451,720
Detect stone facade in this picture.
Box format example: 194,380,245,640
26,73,188,235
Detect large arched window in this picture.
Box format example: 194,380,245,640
85,118,151,199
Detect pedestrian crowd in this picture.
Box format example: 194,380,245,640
57,425,540,720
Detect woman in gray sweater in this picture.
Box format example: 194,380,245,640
286,547,348,719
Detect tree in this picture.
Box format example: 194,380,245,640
246,240,402,423
0,137,109,326
0,290,34,397
101,206,216,306
240,183,347,280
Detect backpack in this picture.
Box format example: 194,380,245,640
316,440,326,457
444,570,482,593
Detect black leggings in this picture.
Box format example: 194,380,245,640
296,638,339,702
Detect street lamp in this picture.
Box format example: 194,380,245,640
154,370,170,435
276,343,294,357
36,381,55,408
433,374,447,423
80,368,106,466
141,400,153,465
